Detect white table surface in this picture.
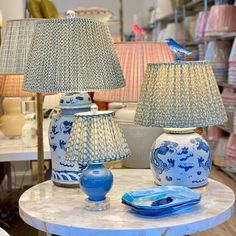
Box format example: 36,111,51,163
0,119,51,162
19,169,235,236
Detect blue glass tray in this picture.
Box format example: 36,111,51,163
121,186,201,215
122,199,200,216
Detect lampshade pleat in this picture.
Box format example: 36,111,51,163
0,75,34,97
66,111,130,164
23,18,125,93
0,19,39,74
93,42,174,102
135,61,227,128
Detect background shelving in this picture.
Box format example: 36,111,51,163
149,0,236,180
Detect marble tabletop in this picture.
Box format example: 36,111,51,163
19,169,235,236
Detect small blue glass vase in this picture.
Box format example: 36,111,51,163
49,93,91,188
79,163,113,210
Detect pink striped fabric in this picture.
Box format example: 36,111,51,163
0,75,35,97
93,42,174,102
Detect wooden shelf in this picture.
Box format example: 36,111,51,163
107,19,120,26
185,0,204,9
185,41,198,46
185,0,214,9
205,32,236,41
217,82,236,88
220,167,236,180
155,13,181,23
153,0,214,24
218,125,233,134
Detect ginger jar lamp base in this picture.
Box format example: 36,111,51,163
150,128,212,188
49,93,91,188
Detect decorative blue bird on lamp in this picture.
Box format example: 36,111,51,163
165,38,192,62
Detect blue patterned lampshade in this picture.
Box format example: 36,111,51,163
0,19,39,74
22,18,125,93
135,61,227,128
66,111,130,164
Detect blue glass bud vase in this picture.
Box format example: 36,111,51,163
49,93,91,187
79,163,113,210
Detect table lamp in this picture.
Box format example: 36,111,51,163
94,42,174,168
22,16,126,186
0,19,47,182
66,111,130,210
135,61,227,188
0,75,34,138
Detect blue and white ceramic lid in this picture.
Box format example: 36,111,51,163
58,93,92,109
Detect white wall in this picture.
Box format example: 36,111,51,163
142,0,157,10
0,0,26,27
0,0,152,34
53,0,144,34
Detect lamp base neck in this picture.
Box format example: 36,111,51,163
163,128,196,134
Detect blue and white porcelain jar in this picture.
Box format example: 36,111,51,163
49,93,91,187
150,129,212,188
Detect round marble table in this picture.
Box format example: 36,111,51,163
19,169,235,236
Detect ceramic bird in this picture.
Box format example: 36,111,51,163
132,23,146,41
165,38,192,61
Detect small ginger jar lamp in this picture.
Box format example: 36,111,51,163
66,110,130,211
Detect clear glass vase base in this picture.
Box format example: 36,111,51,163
84,197,110,211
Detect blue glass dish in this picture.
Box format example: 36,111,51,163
121,186,201,215
122,199,200,216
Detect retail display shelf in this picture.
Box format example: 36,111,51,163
218,125,233,134
154,0,214,24
220,167,236,180
185,0,214,9
185,41,198,46
217,82,236,88
155,13,182,23
107,19,120,26
205,32,236,41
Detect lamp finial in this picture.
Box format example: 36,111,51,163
66,10,76,19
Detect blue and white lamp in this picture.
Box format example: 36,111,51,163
66,110,130,210
48,93,91,187
22,16,125,186
135,61,227,188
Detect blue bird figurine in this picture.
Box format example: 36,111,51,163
165,38,192,62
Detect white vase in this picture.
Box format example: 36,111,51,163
21,114,37,147
0,98,25,138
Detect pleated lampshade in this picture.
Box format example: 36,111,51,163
93,42,174,102
0,75,34,97
135,61,227,128
0,19,39,74
66,111,130,164
23,18,125,93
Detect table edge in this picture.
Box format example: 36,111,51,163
19,176,235,236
